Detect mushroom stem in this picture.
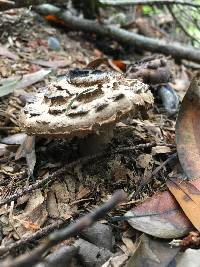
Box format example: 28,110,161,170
79,126,114,156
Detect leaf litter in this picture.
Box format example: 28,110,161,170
0,5,200,267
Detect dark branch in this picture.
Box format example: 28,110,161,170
1,190,127,267
99,0,200,8
36,4,200,64
0,220,66,256
0,0,65,11
167,5,200,44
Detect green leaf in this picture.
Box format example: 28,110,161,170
0,76,22,97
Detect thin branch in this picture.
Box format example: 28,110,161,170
0,0,65,11
0,142,158,208
0,154,105,208
0,0,14,4
1,190,127,267
36,245,78,267
0,220,66,256
167,5,200,44
99,0,200,8
130,152,177,199
36,4,200,63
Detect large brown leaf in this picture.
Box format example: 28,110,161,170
125,190,193,239
126,234,179,267
176,73,200,179
167,177,200,232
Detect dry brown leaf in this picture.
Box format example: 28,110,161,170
0,46,18,60
15,135,36,176
0,144,8,157
13,217,40,231
108,59,126,72
76,186,91,200
176,73,200,179
102,254,129,267
122,236,137,254
47,189,59,218
50,180,77,219
44,15,68,27
126,234,179,267
137,154,153,169
87,57,126,72
86,57,108,69
167,177,200,232
14,189,48,237
126,190,193,238
31,59,70,68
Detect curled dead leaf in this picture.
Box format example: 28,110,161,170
125,190,193,238
176,73,200,179
87,57,126,72
167,177,200,232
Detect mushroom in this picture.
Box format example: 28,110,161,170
19,69,154,155
126,55,172,85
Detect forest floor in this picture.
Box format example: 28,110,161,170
0,6,198,267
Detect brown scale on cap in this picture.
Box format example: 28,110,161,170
19,70,154,140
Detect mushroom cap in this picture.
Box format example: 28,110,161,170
19,70,154,138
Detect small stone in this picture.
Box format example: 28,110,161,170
48,37,61,51
158,85,179,115
74,239,113,267
80,222,114,251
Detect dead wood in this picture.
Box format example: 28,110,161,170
99,0,200,8
0,0,66,11
1,190,126,267
36,4,200,64
0,220,66,256
74,238,113,267
35,246,78,267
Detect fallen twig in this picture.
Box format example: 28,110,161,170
35,245,78,267
0,154,103,208
0,0,14,4
167,5,200,44
0,0,65,11
0,220,66,257
0,142,159,208
99,0,200,8
1,190,127,267
36,4,200,63
130,152,178,199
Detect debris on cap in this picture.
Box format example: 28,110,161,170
19,70,154,138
